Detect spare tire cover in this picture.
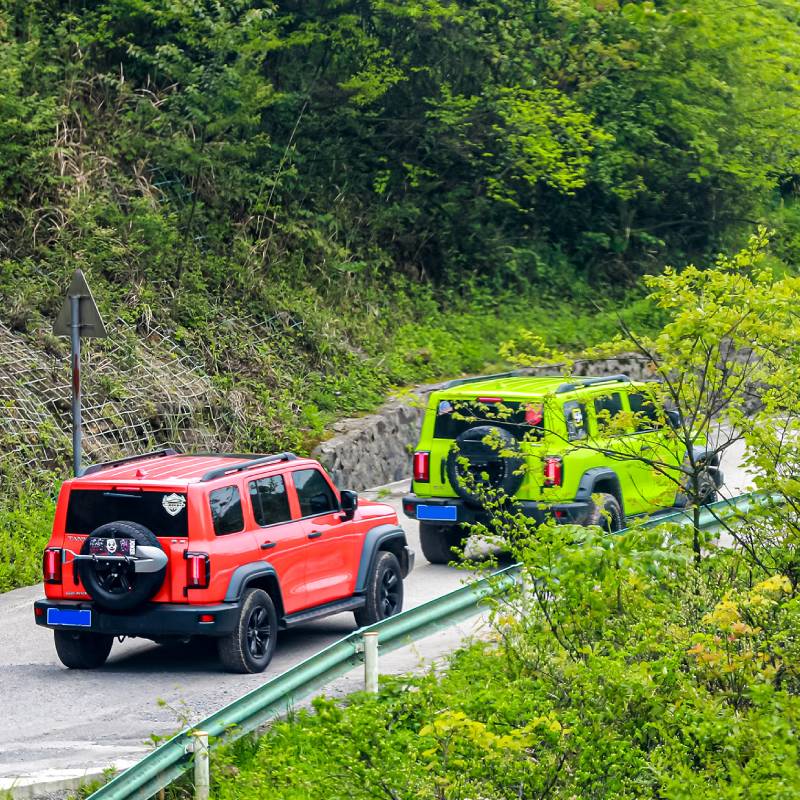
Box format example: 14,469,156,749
446,425,525,506
78,521,166,611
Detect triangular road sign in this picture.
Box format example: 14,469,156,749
53,270,108,338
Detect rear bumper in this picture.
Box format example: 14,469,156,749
401,494,589,526
34,599,240,638
401,545,415,577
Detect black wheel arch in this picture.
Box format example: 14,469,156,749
355,524,410,592
574,467,626,521
223,562,285,620
690,447,723,486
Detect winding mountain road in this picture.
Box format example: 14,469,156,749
0,439,751,793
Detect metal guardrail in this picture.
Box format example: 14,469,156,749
86,491,765,800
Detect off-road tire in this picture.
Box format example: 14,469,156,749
696,468,718,506
583,492,624,532
78,520,166,611
446,425,525,506
418,523,467,565
675,464,719,508
354,551,404,627
217,588,278,674
53,630,113,669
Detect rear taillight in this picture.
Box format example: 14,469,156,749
185,552,210,591
413,451,431,482
43,548,63,584
543,456,563,488
525,403,544,426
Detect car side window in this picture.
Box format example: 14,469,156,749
594,392,624,433
209,485,244,535
249,475,292,527
628,392,660,431
293,469,339,517
563,400,588,441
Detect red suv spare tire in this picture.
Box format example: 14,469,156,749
78,521,167,611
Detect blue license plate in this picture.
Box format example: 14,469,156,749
416,505,458,522
47,608,92,627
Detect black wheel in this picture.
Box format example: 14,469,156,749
675,464,719,508
355,551,404,627
446,426,524,506
78,521,166,611
217,589,278,674
696,469,718,506
53,630,113,669
418,523,466,565
582,493,624,532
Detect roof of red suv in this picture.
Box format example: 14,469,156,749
71,452,315,488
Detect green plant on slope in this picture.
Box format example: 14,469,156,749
0,484,56,592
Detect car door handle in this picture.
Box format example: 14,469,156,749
260,541,277,550
307,530,323,540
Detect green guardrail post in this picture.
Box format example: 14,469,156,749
363,631,379,693
190,731,209,800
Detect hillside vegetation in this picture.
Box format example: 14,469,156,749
1,0,800,587
3,0,800,446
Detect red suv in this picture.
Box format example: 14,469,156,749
34,450,414,673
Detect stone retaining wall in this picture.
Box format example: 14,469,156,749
312,355,653,491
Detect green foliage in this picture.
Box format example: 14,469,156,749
203,517,800,799
2,0,800,313
2,0,800,593
192,234,800,798
502,232,800,561
0,484,56,592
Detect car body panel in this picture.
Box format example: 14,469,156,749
37,453,413,640
409,375,712,522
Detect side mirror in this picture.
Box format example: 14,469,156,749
666,409,682,429
340,489,358,520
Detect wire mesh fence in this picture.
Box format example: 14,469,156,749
0,318,235,485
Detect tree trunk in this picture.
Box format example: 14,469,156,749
692,504,702,565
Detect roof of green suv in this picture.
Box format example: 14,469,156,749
436,374,634,401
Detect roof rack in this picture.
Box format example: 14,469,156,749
555,374,630,394
442,370,527,390
200,453,298,483
81,448,179,477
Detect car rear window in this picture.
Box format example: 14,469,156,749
594,392,624,432
209,485,245,535
433,399,545,441
65,489,189,537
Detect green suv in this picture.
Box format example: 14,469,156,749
402,373,723,564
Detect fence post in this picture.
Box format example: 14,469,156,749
363,631,379,693
520,568,533,609
191,730,210,800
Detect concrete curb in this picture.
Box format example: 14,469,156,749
0,762,134,800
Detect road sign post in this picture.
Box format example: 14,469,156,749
54,270,107,476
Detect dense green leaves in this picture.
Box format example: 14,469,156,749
202,519,800,799
2,0,800,304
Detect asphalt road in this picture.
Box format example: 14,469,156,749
0,440,751,791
